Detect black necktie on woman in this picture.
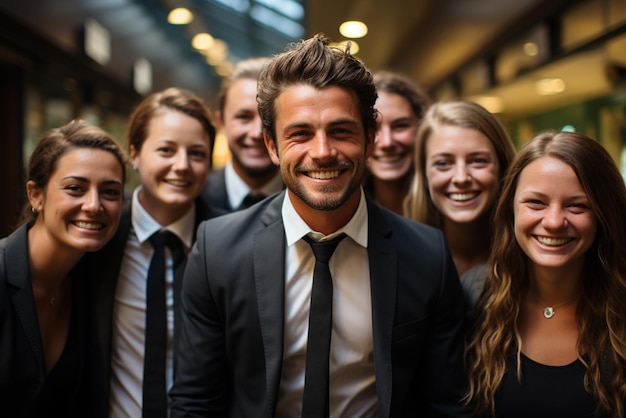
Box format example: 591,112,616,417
143,231,183,418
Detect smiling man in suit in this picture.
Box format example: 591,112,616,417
170,34,471,418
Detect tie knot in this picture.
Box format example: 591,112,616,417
303,233,346,263
149,230,181,249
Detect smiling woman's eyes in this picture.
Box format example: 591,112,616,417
101,187,122,200
189,149,208,159
432,159,452,168
523,199,545,207
64,184,83,194
157,146,175,155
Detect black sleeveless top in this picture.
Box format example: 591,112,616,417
494,353,596,417
31,303,80,417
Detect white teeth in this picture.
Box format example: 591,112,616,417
536,236,572,246
308,170,340,180
449,193,477,201
166,180,189,187
74,221,104,230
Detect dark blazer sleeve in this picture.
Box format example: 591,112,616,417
170,194,285,418
169,221,231,416
368,205,471,418
422,236,471,418
201,168,232,213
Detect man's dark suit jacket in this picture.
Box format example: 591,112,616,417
202,167,285,213
0,224,94,417
202,167,233,212
170,191,471,418
88,194,225,417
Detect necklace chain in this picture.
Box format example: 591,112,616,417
532,294,575,319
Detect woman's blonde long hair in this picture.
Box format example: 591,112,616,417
465,131,626,417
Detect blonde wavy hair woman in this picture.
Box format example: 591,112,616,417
465,131,626,417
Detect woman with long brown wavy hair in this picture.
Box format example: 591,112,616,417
465,131,626,417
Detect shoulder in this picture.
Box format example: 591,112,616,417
460,263,488,309
0,224,28,254
196,192,283,245
369,200,445,247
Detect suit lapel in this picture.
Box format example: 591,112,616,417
92,202,131,369
366,202,396,418
253,194,286,414
6,225,46,374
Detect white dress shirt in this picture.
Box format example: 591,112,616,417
275,189,377,418
108,187,195,418
224,161,283,209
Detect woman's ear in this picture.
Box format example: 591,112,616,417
26,180,43,213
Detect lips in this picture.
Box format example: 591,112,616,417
373,154,405,163
449,192,479,202
73,221,105,230
535,236,574,246
164,179,192,187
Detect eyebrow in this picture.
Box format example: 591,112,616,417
283,118,359,132
429,150,493,158
520,190,588,200
61,175,123,186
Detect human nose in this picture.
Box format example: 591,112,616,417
82,188,102,213
542,205,567,229
375,125,393,148
251,114,263,140
310,132,335,160
452,163,471,184
173,149,190,171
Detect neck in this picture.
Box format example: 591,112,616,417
138,189,191,226
28,222,81,293
232,160,279,190
370,176,409,215
442,217,491,277
529,262,584,306
291,189,361,236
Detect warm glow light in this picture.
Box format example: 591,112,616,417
168,8,193,25
330,40,359,55
206,39,228,66
216,61,234,77
536,78,565,95
192,33,214,50
523,42,538,57
339,21,368,38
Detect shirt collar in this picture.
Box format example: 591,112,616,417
224,161,283,209
130,187,195,249
282,188,368,248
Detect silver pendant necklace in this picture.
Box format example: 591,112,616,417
533,294,575,319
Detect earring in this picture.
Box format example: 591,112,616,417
31,207,37,214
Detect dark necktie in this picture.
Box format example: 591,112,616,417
301,233,347,418
143,231,184,418
238,192,266,210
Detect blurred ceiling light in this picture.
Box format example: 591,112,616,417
536,78,565,95
216,61,234,77
331,40,359,55
523,41,538,57
168,8,193,25
471,96,503,113
206,39,228,66
192,33,215,50
339,21,368,38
